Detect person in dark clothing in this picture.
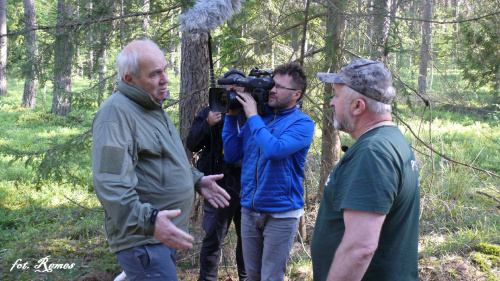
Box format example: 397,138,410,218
187,70,248,281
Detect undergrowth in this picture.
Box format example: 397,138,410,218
0,77,499,280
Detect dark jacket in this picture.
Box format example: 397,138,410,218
187,107,246,190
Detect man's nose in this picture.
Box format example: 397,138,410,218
160,72,169,84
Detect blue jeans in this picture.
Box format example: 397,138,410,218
241,212,299,281
115,244,177,281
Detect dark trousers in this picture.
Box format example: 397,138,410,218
198,186,246,281
115,244,177,281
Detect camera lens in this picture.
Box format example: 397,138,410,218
220,92,228,108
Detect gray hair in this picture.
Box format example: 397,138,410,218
343,85,393,114
116,39,161,81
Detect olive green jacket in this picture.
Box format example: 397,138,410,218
92,81,203,253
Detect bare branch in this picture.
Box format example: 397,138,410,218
393,112,500,180
1,5,182,38
63,195,103,213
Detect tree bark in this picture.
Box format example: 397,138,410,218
365,0,373,54
371,0,391,62
52,0,74,116
417,0,432,96
140,0,150,37
179,33,210,154
179,32,209,225
95,0,113,105
120,0,124,49
87,1,93,79
0,0,6,96
298,0,311,66
319,0,345,199
22,0,39,108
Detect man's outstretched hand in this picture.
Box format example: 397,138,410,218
200,174,231,208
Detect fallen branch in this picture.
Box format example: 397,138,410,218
63,195,103,213
476,191,500,205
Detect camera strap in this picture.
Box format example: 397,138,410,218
208,33,216,88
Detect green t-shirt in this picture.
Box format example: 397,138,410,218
311,126,420,281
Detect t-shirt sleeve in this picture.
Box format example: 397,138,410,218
337,148,399,214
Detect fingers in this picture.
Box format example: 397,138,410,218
206,174,224,181
154,210,194,250
207,188,231,208
217,187,231,201
162,209,181,219
166,227,194,250
235,94,258,118
208,111,222,126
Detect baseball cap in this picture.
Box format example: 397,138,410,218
317,59,394,104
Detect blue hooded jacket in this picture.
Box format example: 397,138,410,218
222,106,314,213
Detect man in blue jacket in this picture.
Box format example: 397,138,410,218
222,62,315,281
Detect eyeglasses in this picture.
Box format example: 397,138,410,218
274,84,298,91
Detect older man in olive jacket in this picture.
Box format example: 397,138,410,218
92,39,230,281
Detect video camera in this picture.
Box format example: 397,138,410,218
209,67,275,114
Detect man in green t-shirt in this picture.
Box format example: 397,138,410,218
311,59,420,281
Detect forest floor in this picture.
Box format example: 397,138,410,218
65,207,500,281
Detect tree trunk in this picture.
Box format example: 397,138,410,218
179,33,210,154
95,0,113,105
120,0,124,49
180,31,209,225
140,0,150,37
417,0,432,96
52,0,74,116
98,48,108,105
371,0,391,62
87,1,93,79
365,0,373,54
0,0,6,96
22,0,39,108
298,0,311,66
319,0,345,199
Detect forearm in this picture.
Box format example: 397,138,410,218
327,242,374,281
327,210,385,281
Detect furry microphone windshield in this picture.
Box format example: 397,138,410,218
179,0,245,38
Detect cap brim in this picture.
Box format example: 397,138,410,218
317,72,341,84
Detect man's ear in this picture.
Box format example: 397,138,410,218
351,98,366,116
293,90,302,102
123,74,134,84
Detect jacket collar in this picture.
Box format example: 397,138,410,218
264,106,297,116
116,80,163,110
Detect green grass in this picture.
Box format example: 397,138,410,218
1,76,500,280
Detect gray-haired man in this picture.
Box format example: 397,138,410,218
311,59,420,281
92,39,230,281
